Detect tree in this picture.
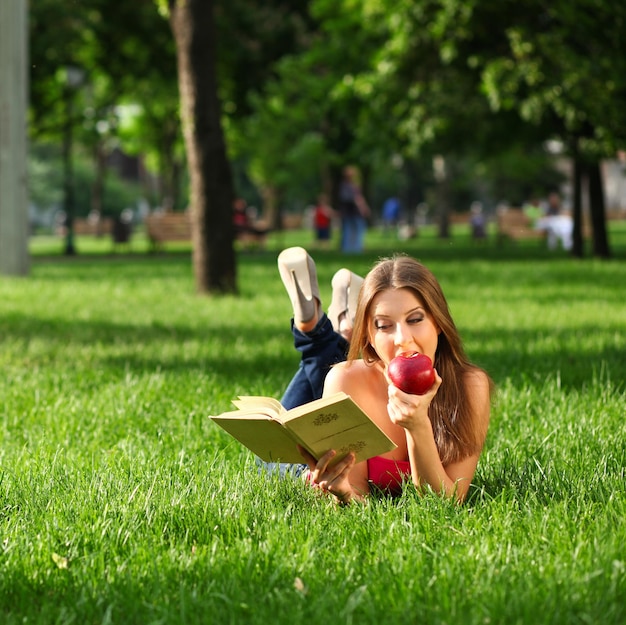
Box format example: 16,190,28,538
236,0,563,232
231,0,392,217
86,0,184,210
28,0,186,253
241,0,623,249
168,0,237,294
0,0,29,276
474,0,626,257
351,0,626,254
29,1,184,198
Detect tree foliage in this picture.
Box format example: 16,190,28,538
235,0,624,252
472,0,626,256
29,0,626,262
29,0,182,211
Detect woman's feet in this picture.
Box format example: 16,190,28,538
277,247,322,332
328,268,364,342
278,247,363,339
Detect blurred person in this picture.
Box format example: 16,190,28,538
337,166,370,253
534,191,573,250
546,191,562,216
233,197,269,240
522,197,543,226
381,196,401,236
469,201,487,241
313,193,336,248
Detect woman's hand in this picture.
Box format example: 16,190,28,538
297,445,357,504
386,368,442,432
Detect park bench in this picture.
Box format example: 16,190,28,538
73,216,113,237
498,207,606,246
496,208,545,243
449,212,471,225
281,214,303,230
145,212,192,249
144,211,269,250
64,215,132,249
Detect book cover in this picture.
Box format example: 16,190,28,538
211,392,396,466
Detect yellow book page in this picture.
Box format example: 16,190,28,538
232,396,284,418
210,411,303,463
282,393,396,465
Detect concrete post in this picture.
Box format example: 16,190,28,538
0,0,30,276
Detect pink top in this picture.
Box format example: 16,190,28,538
367,456,411,495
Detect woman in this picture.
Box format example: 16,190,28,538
276,247,493,504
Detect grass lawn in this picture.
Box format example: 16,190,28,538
1,223,625,624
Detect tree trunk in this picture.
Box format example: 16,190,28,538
159,130,178,211
62,84,77,256
570,145,584,258
169,0,237,294
434,180,451,238
0,0,29,275
91,139,107,219
261,185,280,231
587,161,611,259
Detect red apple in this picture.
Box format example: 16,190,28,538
388,352,435,395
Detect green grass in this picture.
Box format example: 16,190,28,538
1,225,625,624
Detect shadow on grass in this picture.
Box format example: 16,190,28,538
0,311,297,392
2,305,623,395
464,325,625,389
30,252,195,282
9,239,626,393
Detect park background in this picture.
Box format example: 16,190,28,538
1,1,625,623
2,0,626,277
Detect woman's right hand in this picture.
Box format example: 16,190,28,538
386,368,442,433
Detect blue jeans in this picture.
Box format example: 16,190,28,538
341,215,367,253
260,314,349,477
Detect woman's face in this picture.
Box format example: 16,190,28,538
367,287,440,366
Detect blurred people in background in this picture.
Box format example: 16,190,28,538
313,193,336,249
381,196,401,236
469,201,487,241
522,197,543,226
337,166,370,253
546,191,562,216
535,191,573,250
233,197,269,242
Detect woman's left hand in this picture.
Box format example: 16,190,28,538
297,445,356,503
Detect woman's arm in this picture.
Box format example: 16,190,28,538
389,369,491,502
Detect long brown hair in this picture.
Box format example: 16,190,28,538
347,255,491,464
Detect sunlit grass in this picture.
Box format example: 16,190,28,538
1,226,625,624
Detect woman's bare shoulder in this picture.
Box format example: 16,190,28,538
324,360,372,395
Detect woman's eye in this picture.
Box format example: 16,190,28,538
408,316,424,325
374,321,391,331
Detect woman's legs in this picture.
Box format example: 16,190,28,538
264,315,348,477
281,314,349,410
261,247,359,477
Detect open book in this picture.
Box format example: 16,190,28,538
210,392,396,466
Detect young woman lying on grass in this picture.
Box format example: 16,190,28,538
272,247,493,505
